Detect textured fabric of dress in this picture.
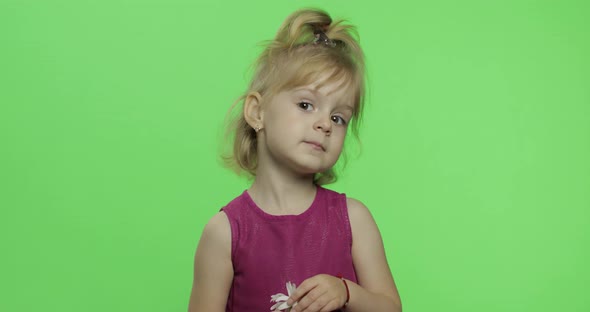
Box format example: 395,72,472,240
220,186,357,312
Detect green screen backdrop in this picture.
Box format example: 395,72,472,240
1,0,589,311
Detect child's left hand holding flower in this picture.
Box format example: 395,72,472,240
286,274,348,312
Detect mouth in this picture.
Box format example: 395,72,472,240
304,141,325,151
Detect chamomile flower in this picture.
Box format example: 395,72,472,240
270,281,298,311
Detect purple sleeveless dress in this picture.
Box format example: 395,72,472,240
220,186,357,312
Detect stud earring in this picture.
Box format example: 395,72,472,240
254,126,261,133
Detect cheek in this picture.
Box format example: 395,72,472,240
268,115,297,134
329,134,346,155
333,129,348,144
266,105,297,125
268,113,306,135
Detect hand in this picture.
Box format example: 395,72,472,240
286,274,347,312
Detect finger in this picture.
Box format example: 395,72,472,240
294,287,328,312
319,298,341,312
287,279,318,306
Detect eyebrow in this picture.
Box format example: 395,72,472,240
294,85,345,97
293,88,354,112
339,105,354,113
293,87,318,95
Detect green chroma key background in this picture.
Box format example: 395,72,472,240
1,0,588,311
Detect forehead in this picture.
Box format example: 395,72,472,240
281,70,358,106
292,79,351,104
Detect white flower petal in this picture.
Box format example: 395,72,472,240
270,281,298,311
270,302,282,310
287,282,297,296
277,302,291,309
270,293,287,302
277,295,289,301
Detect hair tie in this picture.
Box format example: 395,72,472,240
312,27,337,47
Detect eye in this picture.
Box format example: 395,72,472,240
298,101,313,111
331,115,348,125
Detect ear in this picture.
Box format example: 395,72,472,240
244,92,264,130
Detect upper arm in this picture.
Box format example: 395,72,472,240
347,197,402,307
188,212,233,312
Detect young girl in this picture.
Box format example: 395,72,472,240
189,8,402,312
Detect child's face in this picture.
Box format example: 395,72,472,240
258,78,354,176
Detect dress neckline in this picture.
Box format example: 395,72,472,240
242,186,323,221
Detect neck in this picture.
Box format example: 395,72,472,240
248,162,317,215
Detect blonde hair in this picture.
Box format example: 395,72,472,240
222,8,366,185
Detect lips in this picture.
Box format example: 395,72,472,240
304,141,325,151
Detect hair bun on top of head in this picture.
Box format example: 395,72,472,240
273,9,349,49
312,24,339,47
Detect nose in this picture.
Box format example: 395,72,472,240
314,115,332,135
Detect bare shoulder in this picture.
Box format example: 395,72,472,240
196,211,232,268
346,197,366,211
188,211,233,312
202,211,231,245
345,197,382,247
195,211,232,260
346,197,402,306
346,197,378,230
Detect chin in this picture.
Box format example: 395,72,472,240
295,162,335,176
286,153,338,176
287,160,321,174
